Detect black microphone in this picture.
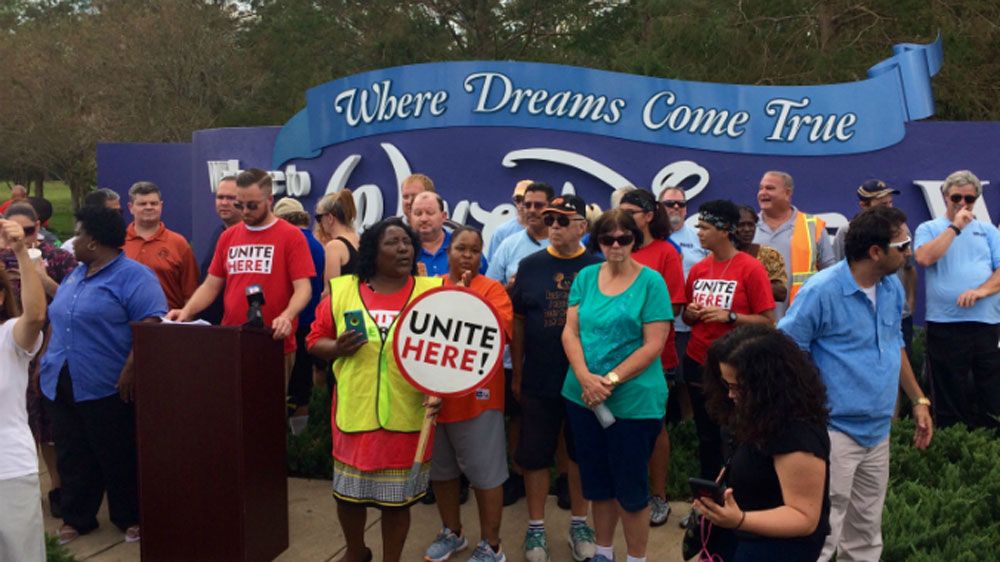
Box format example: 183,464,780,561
245,284,265,328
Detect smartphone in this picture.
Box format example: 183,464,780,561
343,310,368,342
688,477,726,506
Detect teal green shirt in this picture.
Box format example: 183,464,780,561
561,264,673,419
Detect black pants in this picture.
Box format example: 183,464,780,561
44,366,139,533
926,321,1000,430
683,355,724,480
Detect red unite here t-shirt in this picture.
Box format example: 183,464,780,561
632,239,687,370
208,219,316,353
684,252,775,365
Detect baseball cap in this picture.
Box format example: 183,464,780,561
857,179,900,200
544,194,587,218
273,197,305,217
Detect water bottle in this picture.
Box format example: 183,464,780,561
591,402,616,428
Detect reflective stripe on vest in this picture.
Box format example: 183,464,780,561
328,275,443,433
789,213,826,304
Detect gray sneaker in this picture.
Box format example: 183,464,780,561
649,495,672,527
424,527,468,561
523,528,549,562
468,539,506,562
567,523,597,561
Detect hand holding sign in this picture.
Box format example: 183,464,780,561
393,286,506,496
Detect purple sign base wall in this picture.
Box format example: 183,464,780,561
97,121,1000,325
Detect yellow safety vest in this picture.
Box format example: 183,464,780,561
789,212,826,304
329,275,443,433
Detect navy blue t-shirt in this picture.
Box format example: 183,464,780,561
510,247,602,398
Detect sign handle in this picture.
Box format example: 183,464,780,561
403,404,436,499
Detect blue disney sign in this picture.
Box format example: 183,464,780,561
273,36,942,167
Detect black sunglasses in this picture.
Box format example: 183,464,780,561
949,194,977,205
661,200,686,209
543,214,584,227
524,201,548,210
512,196,525,205
22,226,37,236
233,200,264,211
598,233,635,247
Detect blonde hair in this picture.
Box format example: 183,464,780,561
314,189,357,243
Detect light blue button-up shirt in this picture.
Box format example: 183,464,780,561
41,253,167,402
778,260,904,447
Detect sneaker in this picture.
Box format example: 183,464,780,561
469,539,507,562
424,528,468,561
679,510,693,529
649,496,671,527
523,528,549,562
567,524,596,561
502,474,524,506
555,474,570,511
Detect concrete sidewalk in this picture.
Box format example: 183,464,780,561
41,464,691,561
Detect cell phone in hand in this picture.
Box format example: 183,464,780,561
343,310,368,342
689,477,725,506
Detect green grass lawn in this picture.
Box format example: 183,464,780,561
0,180,76,240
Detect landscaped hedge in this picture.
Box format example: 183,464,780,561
288,386,998,560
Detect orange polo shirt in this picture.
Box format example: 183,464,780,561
436,274,514,424
124,222,199,310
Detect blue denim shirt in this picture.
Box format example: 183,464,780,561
778,260,904,447
41,253,167,402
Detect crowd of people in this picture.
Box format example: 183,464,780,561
0,166,997,562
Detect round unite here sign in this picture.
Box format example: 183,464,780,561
393,286,506,398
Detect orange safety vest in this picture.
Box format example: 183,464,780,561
789,212,826,304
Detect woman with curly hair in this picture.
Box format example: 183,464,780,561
307,217,442,562
693,324,830,561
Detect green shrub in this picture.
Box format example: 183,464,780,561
46,534,75,562
286,386,333,479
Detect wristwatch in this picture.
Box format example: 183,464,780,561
915,397,931,407
607,371,621,386
727,311,738,324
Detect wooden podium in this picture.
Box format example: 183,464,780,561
132,323,289,562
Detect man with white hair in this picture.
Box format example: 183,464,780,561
914,169,1000,430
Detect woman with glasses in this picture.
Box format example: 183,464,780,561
561,209,673,562
683,200,775,483
694,325,830,561
1,204,76,519
314,190,360,289
0,219,48,562
616,189,686,526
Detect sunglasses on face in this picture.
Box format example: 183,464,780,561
543,214,584,227
949,194,977,205
512,196,525,205
661,200,686,209
598,233,635,247
888,236,912,252
524,201,548,210
22,226,36,236
233,200,265,211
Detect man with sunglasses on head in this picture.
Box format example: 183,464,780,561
486,179,533,261
914,169,1000,430
779,206,933,562
509,195,600,562
167,168,315,390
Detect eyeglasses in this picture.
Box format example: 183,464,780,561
661,200,686,209
949,194,977,205
598,234,635,247
233,200,265,211
543,214,585,227
512,196,525,205
888,236,912,252
314,213,326,223
524,201,548,210
721,379,742,393
22,226,36,236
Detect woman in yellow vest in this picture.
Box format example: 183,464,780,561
307,217,442,562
